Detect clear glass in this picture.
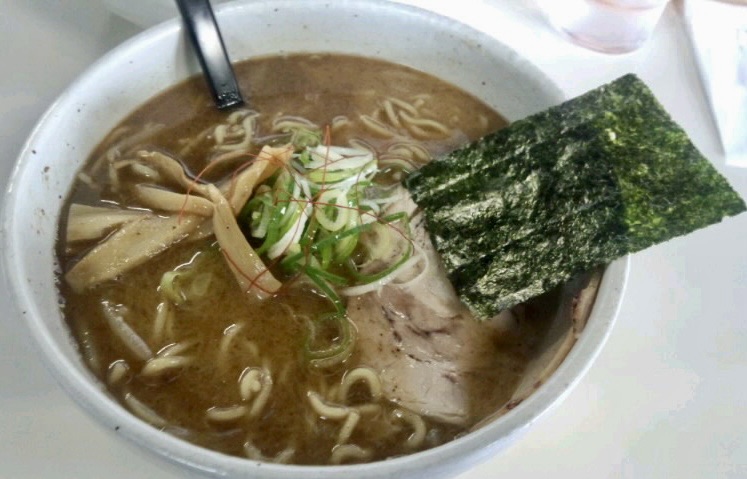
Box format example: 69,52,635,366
543,0,670,54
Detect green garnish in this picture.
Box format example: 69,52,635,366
303,311,356,369
405,74,746,319
239,143,412,312
158,247,219,305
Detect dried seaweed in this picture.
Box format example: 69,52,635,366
405,74,746,319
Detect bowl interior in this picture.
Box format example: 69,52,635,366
1,1,627,478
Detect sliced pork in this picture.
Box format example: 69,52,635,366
347,188,520,425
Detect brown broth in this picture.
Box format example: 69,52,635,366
57,54,559,465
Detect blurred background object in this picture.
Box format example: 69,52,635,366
541,0,670,54
683,0,747,167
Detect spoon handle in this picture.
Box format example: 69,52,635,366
175,0,245,109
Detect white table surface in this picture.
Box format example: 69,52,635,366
1,1,746,478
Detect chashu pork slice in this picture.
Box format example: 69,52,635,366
347,188,517,425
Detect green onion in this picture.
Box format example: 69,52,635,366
160,271,184,304
303,312,356,369
304,267,345,314
346,212,412,283
158,249,219,305
236,138,419,369
290,127,322,149
239,140,415,355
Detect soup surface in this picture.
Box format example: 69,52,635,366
58,54,574,465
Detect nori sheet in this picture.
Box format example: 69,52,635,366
404,74,746,320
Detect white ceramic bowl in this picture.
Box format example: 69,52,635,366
1,1,628,478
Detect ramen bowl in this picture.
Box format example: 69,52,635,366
1,1,628,478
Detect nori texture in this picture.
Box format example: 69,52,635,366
404,74,746,320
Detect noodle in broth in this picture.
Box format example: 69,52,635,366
57,54,573,465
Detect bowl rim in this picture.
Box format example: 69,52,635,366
0,1,629,477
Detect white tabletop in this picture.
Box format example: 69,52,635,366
1,1,746,478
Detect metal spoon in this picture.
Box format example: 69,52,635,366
175,0,245,109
